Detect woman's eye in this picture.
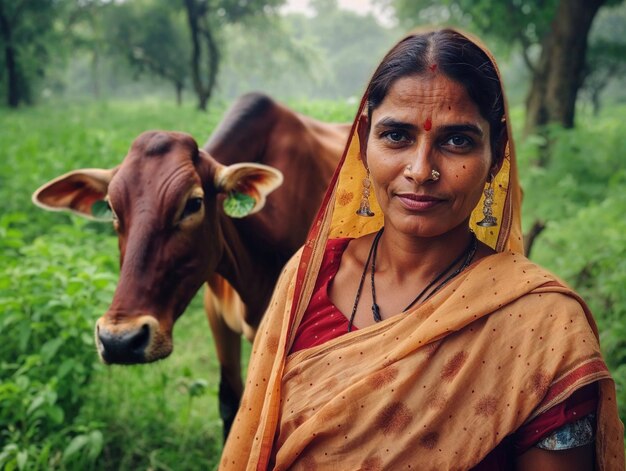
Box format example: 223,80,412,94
444,135,473,149
382,130,410,145
182,197,203,218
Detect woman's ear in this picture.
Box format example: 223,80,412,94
490,128,508,177
357,114,369,168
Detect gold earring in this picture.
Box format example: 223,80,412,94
356,170,375,217
477,177,497,227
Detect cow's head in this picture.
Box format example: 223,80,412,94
32,131,282,364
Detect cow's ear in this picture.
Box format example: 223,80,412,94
214,162,283,218
32,168,117,221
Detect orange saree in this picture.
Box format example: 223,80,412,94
219,28,624,471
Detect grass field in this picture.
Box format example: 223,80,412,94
1,98,625,469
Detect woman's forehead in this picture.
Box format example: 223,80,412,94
372,74,486,126
382,74,475,109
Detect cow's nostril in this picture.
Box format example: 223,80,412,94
129,323,151,353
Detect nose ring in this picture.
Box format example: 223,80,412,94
431,169,440,181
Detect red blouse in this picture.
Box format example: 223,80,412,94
291,238,597,469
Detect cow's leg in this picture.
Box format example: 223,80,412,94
203,280,245,441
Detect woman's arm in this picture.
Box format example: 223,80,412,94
516,444,594,471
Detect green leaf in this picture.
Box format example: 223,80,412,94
27,395,46,416
87,430,104,461
223,192,255,218
63,435,89,462
40,338,63,362
48,405,64,425
91,200,112,220
188,379,208,398
16,451,27,471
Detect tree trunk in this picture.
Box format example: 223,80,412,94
184,0,202,110
91,50,100,99
0,4,20,107
524,0,606,134
4,43,19,107
184,0,219,111
175,82,183,106
201,19,220,110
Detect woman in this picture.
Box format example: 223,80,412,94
219,29,624,470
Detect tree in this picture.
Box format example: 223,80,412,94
223,0,397,101
0,0,60,107
219,15,321,99
524,0,606,132
102,0,189,105
182,0,285,111
391,0,619,134
579,3,626,115
305,0,397,98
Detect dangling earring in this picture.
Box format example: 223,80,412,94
356,170,375,217
477,177,497,227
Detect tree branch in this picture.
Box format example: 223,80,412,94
518,33,537,75
524,219,546,257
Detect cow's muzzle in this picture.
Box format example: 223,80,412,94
95,315,171,364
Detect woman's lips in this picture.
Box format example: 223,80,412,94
396,193,445,211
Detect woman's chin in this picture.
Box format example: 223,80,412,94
384,212,469,240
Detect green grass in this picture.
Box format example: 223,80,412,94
0,98,356,470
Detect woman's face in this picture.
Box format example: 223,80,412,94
363,73,494,238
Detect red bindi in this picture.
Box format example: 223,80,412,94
429,64,438,73
424,117,432,131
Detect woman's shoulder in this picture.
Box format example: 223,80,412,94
480,250,571,288
474,250,594,319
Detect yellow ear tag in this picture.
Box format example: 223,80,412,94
223,192,255,218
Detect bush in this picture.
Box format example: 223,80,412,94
0,217,116,470
519,106,626,420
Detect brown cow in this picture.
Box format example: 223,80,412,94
32,93,350,438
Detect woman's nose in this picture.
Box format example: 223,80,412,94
403,143,437,183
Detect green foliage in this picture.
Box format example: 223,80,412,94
101,0,189,91
582,3,626,112
0,217,116,470
281,0,397,99
391,0,558,50
518,108,626,226
0,0,81,106
518,104,626,419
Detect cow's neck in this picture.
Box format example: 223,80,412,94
213,213,281,325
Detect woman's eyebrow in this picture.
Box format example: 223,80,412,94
441,124,484,137
373,117,417,131
373,119,484,137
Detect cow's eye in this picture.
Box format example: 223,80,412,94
182,197,203,218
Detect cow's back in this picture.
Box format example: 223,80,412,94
204,93,350,260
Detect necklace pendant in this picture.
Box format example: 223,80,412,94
372,303,382,322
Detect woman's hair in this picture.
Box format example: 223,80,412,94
366,29,506,165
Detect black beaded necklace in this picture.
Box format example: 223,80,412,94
347,228,478,332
